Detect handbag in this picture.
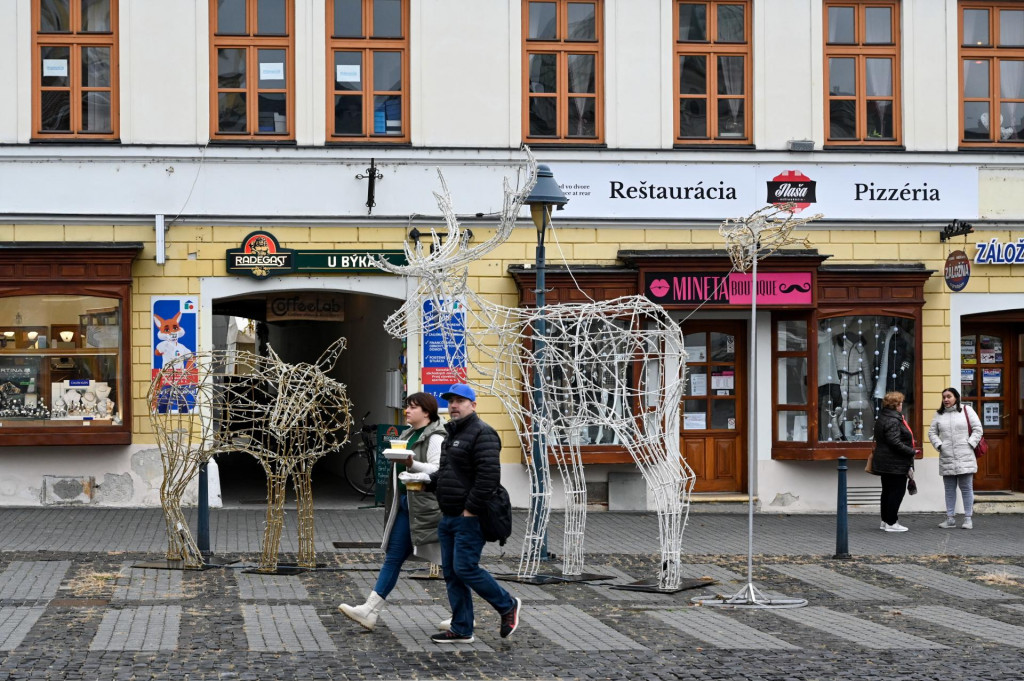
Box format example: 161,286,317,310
907,466,918,495
479,483,513,546
864,451,875,474
965,407,989,458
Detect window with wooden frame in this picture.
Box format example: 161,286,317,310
32,0,118,139
210,0,294,141
523,0,603,144
674,1,752,145
326,0,409,142
823,1,901,146
960,2,1024,145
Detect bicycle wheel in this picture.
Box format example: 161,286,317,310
344,450,376,497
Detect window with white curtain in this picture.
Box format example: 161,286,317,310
960,2,1024,144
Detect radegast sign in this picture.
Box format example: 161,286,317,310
546,163,978,220
226,231,406,279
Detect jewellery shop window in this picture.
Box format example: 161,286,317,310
0,294,126,442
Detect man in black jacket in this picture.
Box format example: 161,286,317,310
428,383,521,644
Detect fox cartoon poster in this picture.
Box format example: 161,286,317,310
151,296,198,413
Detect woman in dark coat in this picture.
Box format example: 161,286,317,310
871,391,918,532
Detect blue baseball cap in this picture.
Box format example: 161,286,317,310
441,383,477,402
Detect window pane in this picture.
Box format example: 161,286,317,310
529,53,557,92
567,3,595,41
257,49,286,87
963,59,989,98
568,54,594,93
963,101,991,140
777,320,807,351
334,0,362,37
717,98,744,137
218,0,247,34
998,102,1024,141
829,57,855,96
81,91,111,132
334,94,362,134
334,52,362,90
257,0,287,34
374,51,401,91
683,399,707,430
827,6,855,43
777,357,808,405
829,100,857,138
373,0,402,38
1000,10,1024,46
680,55,706,94
717,56,744,94
678,3,706,41
964,8,989,45
257,92,286,133
1000,60,1024,98
40,91,71,131
40,45,70,87
81,0,110,32
679,98,707,137
40,0,70,32
82,47,110,87
529,96,557,135
866,100,893,139
778,411,808,442
686,367,707,397
865,58,891,96
567,97,595,137
218,92,247,132
373,94,401,134
710,332,735,361
529,2,557,40
865,7,891,44
710,399,735,429
717,4,744,42
218,48,246,88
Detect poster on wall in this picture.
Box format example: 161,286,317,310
420,298,467,409
151,296,198,413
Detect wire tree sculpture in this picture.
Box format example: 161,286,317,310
149,339,352,572
376,150,693,590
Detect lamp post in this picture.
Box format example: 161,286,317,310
524,164,568,561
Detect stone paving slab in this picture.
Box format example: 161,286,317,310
970,563,1024,579
903,605,1024,648
525,603,645,651
89,605,181,651
772,606,948,650
767,564,909,601
342,569,433,602
649,607,799,650
869,563,1021,600
241,604,336,652
381,604,494,652
235,571,309,601
0,561,71,601
0,606,46,651
113,564,185,602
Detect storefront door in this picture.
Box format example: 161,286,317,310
680,321,746,493
960,326,1016,490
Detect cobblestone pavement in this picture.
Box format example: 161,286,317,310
0,509,1023,680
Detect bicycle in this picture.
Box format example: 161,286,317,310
343,411,378,497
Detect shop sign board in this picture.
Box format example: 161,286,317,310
644,271,813,306
151,296,198,413
420,298,467,409
944,250,971,292
226,230,405,279
973,237,1024,265
266,293,345,321
546,163,978,220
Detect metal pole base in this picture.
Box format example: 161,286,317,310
611,577,714,594
692,582,807,609
497,572,615,585
132,558,236,571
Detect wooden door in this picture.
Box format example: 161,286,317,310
959,327,1013,490
680,320,746,493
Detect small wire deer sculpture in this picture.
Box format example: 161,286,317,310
149,338,352,571
376,151,694,589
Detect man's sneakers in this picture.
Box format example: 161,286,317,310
500,597,522,639
430,630,474,644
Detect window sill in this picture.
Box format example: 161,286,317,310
821,144,905,152
522,141,607,149
30,137,122,144
772,445,923,461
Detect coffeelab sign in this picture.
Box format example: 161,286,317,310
226,231,406,279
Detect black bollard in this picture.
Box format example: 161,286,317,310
833,456,851,559
198,462,211,558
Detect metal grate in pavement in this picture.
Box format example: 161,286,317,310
903,606,1024,647
768,564,909,601
649,607,799,650
89,605,181,651
526,603,645,651
241,604,336,652
0,561,71,601
0,606,46,651
869,563,1021,600
772,607,947,650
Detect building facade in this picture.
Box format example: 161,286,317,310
0,0,1022,512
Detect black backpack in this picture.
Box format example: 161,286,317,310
479,484,512,546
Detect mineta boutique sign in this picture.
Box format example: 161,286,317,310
226,231,406,279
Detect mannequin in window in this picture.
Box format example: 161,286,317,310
818,331,843,440
874,325,913,402
836,332,870,440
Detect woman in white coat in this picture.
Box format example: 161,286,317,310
927,387,982,529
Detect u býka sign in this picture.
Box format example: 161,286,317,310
645,272,813,306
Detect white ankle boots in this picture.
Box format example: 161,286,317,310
338,591,386,630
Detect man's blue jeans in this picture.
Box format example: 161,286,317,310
437,513,514,636
374,495,412,597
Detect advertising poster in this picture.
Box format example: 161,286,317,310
421,298,467,409
984,402,1001,427
151,296,198,413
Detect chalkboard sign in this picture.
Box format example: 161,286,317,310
373,423,403,507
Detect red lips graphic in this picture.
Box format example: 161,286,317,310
649,279,670,298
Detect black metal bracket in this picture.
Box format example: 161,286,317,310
940,219,974,242
408,227,473,253
356,159,383,215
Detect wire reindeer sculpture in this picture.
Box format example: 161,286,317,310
376,151,694,589
149,338,352,571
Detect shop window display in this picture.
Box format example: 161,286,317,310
817,316,914,442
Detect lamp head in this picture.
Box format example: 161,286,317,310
525,164,568,230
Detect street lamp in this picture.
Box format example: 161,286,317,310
524,164,568,560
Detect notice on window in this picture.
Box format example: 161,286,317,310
983,368,1001,396
961,368,975,384
690,374,707,396
711,371,734,390
336,64,360,82
43,59,68,77
685,345,707,362
683,412,706,430
983,402,1000,427
259,62,284,81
